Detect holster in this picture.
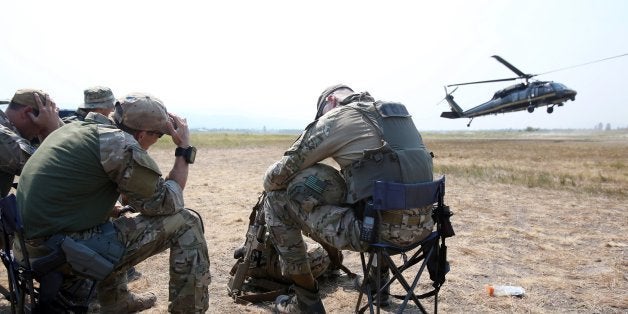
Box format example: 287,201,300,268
30,234,67,276
61,222,125,281
30,222,125,280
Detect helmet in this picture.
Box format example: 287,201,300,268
287,163,346,212
315,84,353,120
112,93,170,135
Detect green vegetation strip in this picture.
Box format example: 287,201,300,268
153,132,298,149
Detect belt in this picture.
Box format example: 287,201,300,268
380,211,427,226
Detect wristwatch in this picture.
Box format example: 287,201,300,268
175,146,197,164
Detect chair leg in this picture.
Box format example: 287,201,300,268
381,253,427,314
397,251,431,313
6,266,23,314
356,252,377,314
359,245,439,314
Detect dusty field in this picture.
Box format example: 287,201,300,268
2,131,627,313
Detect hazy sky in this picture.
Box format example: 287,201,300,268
2,0,627,130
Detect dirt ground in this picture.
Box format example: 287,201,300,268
1,139,627,313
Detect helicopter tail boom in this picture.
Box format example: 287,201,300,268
440,93,464,119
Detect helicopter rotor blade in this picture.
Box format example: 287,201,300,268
447,77,519,87
491,55,535,79
442,86,458,95
436,86,459,106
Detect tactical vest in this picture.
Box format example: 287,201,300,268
342,101,433,204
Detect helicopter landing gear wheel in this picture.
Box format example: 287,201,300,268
547,106,554,114
527,106,535,113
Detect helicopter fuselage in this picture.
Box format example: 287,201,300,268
450,81,576,118
441,55,579,125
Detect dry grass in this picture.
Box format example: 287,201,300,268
1,131,627,313
430,137,627,197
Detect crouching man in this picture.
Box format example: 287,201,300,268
16,93,210,313
263,85,434,313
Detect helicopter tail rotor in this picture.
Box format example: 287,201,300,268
439,86,464,118
435,86,458,106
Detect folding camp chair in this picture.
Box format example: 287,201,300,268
355,176,454,314
0,194,94,313
0,194,38,313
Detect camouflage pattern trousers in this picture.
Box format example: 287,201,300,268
103,208,210,313
264,190,366,276
247,237,331,282
264,190,434,276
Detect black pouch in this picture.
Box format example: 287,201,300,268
62,237,114,281
61,222,125,281
76,222,125,263
30,234,66,276
424,239,450,286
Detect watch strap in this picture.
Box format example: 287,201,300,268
175,146,186,156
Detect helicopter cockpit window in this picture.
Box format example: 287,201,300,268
541,84,553,93
551,83,566,91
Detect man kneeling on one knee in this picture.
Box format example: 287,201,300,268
16,93,210,313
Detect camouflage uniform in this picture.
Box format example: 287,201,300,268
264,91,434,277
0,110,36,197
0,89,53,197
17,111,210,312
0,109,37,253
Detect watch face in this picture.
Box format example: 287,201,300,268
187,147,197,164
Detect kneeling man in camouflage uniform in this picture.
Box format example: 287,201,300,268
16,93,210,313
264,85,434,313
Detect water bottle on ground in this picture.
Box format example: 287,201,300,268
485,284,525,297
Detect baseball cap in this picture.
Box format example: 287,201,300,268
315,84,353,119
10,89,49,110
112,93,170,135
82,86,115,109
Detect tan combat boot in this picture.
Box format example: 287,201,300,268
100,291,157,313
274,284,326,314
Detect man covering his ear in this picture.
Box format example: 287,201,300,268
16,92,209,313
0,89,62,197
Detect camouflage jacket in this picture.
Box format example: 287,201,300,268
264,94,382,191
264,94,433,203
17,112,185,239
0,110,37,197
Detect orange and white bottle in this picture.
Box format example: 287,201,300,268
486,284,525,297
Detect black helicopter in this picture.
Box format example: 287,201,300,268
440,55,577,127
